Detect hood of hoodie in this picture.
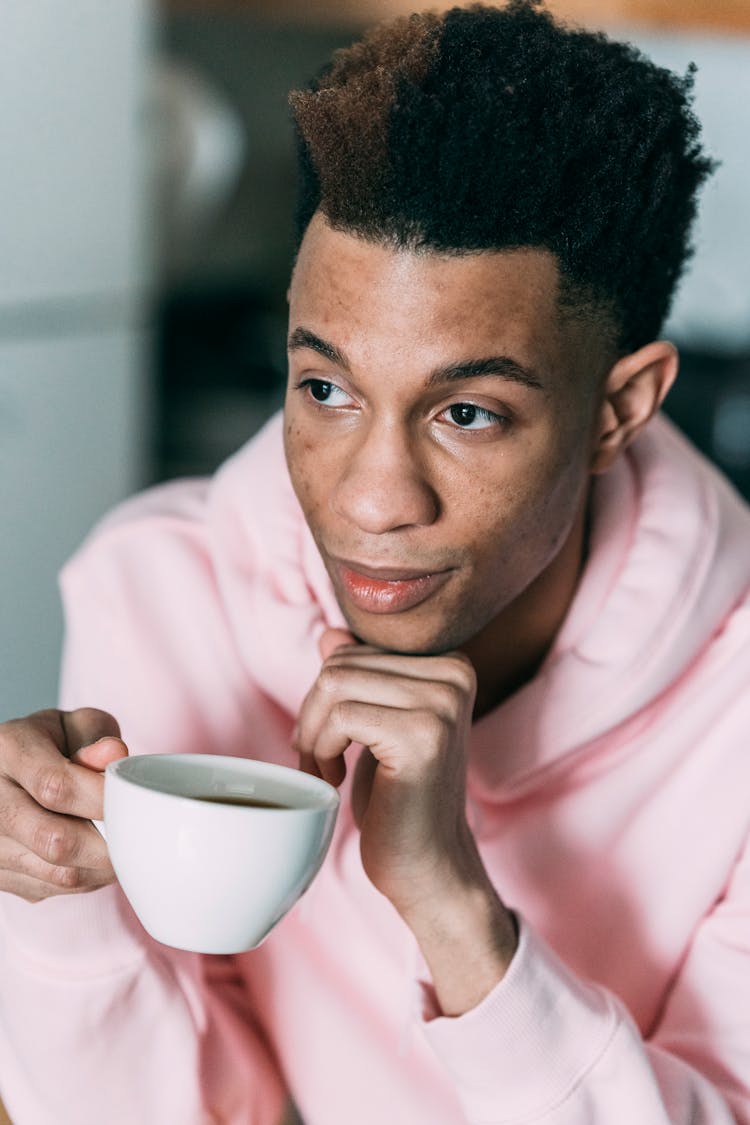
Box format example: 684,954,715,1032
208,410,750,794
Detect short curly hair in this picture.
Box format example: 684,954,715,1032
289,0,715,355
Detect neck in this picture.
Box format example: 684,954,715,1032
463,496,589,718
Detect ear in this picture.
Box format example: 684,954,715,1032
590,341,678,475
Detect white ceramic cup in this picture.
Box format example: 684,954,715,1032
97,753,339,954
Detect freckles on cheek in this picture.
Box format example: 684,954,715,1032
285,423,315,502
285,419,313,460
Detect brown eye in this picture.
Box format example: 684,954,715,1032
297,378,354,409
444,402,502,430
309,380,333,402
450,404,479,426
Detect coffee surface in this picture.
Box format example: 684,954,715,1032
192,794,292,809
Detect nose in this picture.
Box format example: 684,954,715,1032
331,421,439,534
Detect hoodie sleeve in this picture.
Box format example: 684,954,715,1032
422,867,750,1125
0,498,290,1125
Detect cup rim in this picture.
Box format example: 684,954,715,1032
105,752,340,812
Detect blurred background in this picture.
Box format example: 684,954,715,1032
2,0,750,721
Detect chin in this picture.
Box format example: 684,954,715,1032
341,610,470,657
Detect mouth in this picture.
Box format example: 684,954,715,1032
332,558,454,615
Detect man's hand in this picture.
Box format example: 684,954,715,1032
0,709,128,902
295,630,518,1015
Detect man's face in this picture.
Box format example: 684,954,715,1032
284,213,604,655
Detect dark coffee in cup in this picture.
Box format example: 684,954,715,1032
192,794,293,809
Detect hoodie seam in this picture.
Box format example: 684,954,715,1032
468,1001,622,1125
3,927,147,982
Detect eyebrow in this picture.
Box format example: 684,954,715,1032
428,356,544,391
288,327,350,371
288,325,544,391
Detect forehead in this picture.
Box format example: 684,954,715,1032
289,214,570,379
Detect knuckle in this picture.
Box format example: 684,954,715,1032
449,653,477,693
0,720,22,766
51,863,81,889
31,764,71,811
318,664,348,696
330,698,360,733
34,822,78,866
417,709,449,752
0,717,25,739
2,712,54,754
431,682,462,719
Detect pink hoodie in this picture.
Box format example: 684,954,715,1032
1,412,749,1125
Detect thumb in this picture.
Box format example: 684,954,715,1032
319,626,357,662
59,707,128,772
71,737,129,772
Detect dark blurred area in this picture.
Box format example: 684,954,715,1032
665,351,750,499
154,14,353,478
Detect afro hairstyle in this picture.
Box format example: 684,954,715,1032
289,0,716,355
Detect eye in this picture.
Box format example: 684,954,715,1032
441,402,505,430
298,378,354,407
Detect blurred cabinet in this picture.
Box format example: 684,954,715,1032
0,1,153,718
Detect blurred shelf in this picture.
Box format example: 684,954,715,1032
161,0,750,34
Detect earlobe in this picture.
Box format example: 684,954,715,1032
590,341,678,474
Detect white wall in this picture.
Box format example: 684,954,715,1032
0,1,153,718
632,30,750,353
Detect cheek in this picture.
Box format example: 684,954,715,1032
284,416,310,498
515,451,589,564
464,440,588,571
284,414,334,522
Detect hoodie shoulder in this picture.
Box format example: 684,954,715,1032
58,413,299,760
62,413,288,588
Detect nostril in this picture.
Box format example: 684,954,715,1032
332,467,439,533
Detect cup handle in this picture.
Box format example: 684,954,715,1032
91,819,107,841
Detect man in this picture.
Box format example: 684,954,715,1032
0,2,748,1122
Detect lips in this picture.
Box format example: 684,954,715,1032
333,559,453,614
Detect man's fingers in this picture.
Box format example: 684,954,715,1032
297,749,324,781
309,702,403,776
0,867,112,903
298,663,467,759
351,747,378,828
0,709,124,903
0,782,111,868
315,752,347,790
21,756,108,820
322,647,477,694
0,835,115,891
59,708,122,756
1,711,125,819
71,737,128,772
318,627,357,662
